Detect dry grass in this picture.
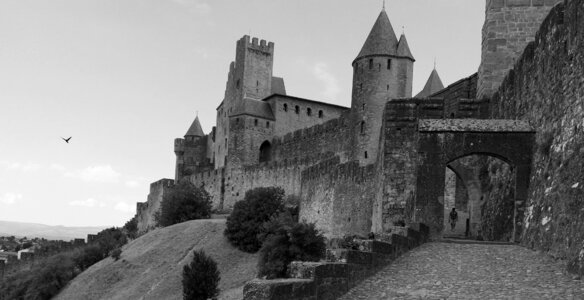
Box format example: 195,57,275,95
55,219,257,300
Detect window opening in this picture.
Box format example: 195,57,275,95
307,108,312,116
318,110,323,118
295,106,299,114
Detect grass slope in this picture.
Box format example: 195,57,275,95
55,219,257,300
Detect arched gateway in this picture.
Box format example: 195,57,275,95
413,119,535,240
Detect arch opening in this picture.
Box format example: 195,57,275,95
259,141,272,163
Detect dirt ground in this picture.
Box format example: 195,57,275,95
55,219,257,300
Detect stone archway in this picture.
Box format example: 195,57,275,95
414,119,535,240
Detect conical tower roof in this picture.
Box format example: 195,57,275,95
185,115,204,137
355,10,399,61
397,34,415,61
415,69,444,98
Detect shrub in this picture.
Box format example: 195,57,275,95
156,181,212,227
258,212,326,279
224,187,285,252
110,248,122,261
182,250,220,300
123,216,138,239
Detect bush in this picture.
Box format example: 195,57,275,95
224,187,285,252
258,212,326,279
156,181,212,227
123,216,138,239
110,248,122,261
182,250,220,300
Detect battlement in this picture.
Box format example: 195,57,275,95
486,0,561,10
174,138,185,154
237,35,274,54
301,157,376,183
150,178,174,190
273,117,347,146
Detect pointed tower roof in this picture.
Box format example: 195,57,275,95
396,34,415,61
185,115,204,137
415,69,445,98
355,10,399,61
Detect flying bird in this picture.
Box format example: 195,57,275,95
62,137,72,143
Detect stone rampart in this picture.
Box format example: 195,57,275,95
489,0,584,276
300,157,378,238
136,178,174,233
478,0,563,99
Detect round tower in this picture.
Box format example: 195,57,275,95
351,8,415,165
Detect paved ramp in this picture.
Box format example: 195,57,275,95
339,242,583,299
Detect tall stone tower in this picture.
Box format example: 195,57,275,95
477,0,563,99
351,8,414,165
214,36,275,169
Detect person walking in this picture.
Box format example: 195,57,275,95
449,208,458,231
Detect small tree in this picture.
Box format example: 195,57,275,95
156,181,212,227
224,187,285,252
123,216,138,239
182,250,220,300
258,212,326,279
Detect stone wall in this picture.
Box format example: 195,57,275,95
489,0,584,275
136,178,174,233
478,0,563,99
299,157,378,238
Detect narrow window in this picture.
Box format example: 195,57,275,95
307,108,312,116
256,80,259,86
283,103,288,112
387,59,392,69
254,119,258,126
369,59,373,69
387,84,389,90
236,79,240,89
225,138,227,146
236,118,239,124
365,151,368,159
359,83,363,91
362,103,365,111
360,121,365,133
378,63,381,70
295,105,299,114
266,121,270,128
318,110,323,118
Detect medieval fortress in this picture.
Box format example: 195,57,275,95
136,0,584,264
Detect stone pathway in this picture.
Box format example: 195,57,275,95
339,242,583,299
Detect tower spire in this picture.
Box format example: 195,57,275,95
382,0,386,11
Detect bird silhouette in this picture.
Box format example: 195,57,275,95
62,137,72,143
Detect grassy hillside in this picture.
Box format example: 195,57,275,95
55,219,257,300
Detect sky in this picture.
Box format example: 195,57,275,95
0,0,484,227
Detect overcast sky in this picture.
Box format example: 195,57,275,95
0,0,484,227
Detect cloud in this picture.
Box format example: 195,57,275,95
125,176,147,188
66,165,121,183
0,193,22,205
312,62,340,100
50,163,66,172
69,198,106,208
114,202,135,213
171,0,211,15
0,161,41,172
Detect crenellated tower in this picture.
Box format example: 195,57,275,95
174,115,210,181
350,8,415,165
214,36,275,169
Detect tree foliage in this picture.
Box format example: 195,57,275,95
224,187,285,253
182,250,220,300
156,181,212,227
258,211,326,279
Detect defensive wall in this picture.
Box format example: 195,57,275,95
478,0,563,99
488,0,584,276
136,178,174,233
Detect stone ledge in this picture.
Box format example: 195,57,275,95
243,278,316,300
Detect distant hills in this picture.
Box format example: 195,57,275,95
0,220,108,241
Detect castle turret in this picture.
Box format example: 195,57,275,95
351,8,415,164
175,115,211,181
184,115,204,139
415,68,444,98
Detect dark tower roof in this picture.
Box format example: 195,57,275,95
185,115,204,137
415,69,445,98
355,10,399,62
396,34,415,61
